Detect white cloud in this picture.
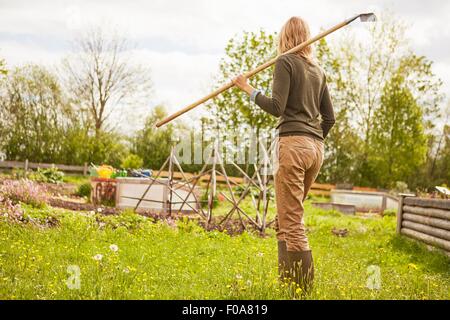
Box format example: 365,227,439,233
132,49,221,114
1,0,449,130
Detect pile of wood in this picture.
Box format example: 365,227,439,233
397,195,450,255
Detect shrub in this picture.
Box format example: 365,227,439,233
96,209,148,230
0,179,49,208
382,209,397,217
32,167,64,184
201,192,219,208
390,181,410,195
121,154,144,170
0,195,24,222
76,182,92,198
11,168,29,180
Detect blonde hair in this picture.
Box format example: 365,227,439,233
278,17,313,61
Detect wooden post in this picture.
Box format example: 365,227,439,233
260,141,269,232
167,147,174,217
381,194,387,213
83,163,88,176
24,159,29,172
208,146,217,225
396,194,405,234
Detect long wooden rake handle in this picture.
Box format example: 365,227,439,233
156,13,374,128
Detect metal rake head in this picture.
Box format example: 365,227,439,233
359,13,377,22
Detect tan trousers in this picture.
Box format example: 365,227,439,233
274,135,324,252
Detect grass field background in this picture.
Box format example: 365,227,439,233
1,200,449,300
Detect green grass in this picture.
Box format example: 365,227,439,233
0,202,449,300
61,174,90,186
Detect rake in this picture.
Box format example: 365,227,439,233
156,13,376,128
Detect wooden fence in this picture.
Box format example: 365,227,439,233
155,170,335,195
0,160,88,175
0,160,335,194
397,194,450,255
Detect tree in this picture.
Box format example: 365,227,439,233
206,30,278,166
316,15,442,187
0,58,6,76
434,124,450,186
61,26,152,136
418,101,450,190
315,38,363,183
368,66,428,188
0,65,70,162
132,105,175,169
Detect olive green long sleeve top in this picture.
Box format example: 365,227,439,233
254,53,335,140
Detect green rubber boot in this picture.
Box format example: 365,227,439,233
287,250,314,296
277,241,289,282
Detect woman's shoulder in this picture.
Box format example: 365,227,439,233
283,54,325,74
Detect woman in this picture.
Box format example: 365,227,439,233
232,17,335,293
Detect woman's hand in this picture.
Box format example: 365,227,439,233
232,75,254,95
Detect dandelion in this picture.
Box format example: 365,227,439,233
236,274,243,280
93,254,103,261
109,244,119,252
408,263,418,270
123,267,130,274
97,207,103,213
257,252,264,257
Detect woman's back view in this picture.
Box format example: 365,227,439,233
233,16,336,295
255,53,335,140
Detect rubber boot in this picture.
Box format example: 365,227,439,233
277,241,289,282
287,250,314,296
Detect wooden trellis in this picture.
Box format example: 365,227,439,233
130,140,276,232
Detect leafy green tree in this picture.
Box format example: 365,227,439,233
121,154,144,170
0,64,127,167
0,58,6,76
315,38,363,183
435,124,450,186
207,30,278,166
316,15,442,188
368,66,428,188
0,65,69,162
132,105,174,169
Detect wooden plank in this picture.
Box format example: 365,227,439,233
401,227,450,252
0,160,85,172
0,161,26,168
402,220,450,241
403,205,450,220
308,190,331,196
404,197,450,210
311,182,335,191
402,213,450,231
352,186,378,192
397,195,405,234
312,202,355,215
28,163,85,172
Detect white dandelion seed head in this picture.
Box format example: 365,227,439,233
109,244,119,252
93,254,103,261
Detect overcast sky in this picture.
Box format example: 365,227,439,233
1,0,449,129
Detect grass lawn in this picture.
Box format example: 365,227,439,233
0,201,449,300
